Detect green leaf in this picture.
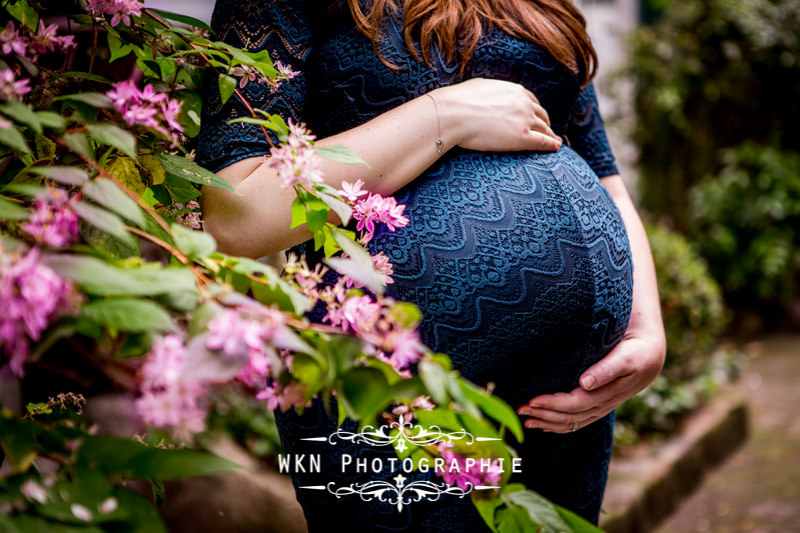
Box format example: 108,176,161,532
107,30,136,62
83,178,146,228
0,100,42,134
7,0,38,31
0,415,38,472
0,196,28,220
87,123,138,159
155,154,236,192
82,221,141,259
0,123,32,154
140,155,166,185
171,223,216,260
56,71,114,84
81,298,175,333
461,382,524,442
325,257,386,296
164,174,202,202
54,92,113,109
418,359,450,405
72,200,136,247
332,228,373,267
44,255,198,297
28,166,89,186
316,144,367,166
505,489,573,532
145,8,214,32
473,496,503,533
125,448,240,480
555,505,604,532
218,73,237,105
319,191,352,225
62,132,93,159
35,111,67,132
108,156,146,195
340,367,392,424
289,196,307,229
174,89,202,138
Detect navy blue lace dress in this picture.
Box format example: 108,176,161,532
198,1,633,530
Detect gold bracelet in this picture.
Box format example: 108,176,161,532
425,92,444,155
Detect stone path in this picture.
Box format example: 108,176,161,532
656,334,800,532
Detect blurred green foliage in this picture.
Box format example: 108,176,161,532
626,0,800,225
616,224,739,443
689,143,800,306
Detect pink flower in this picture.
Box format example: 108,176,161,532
352,193,409,243
86,0,143,27
386,328,422,370
0,69,31,101
338,179,369,203
140,334,186,389
22,187,80,248
0,21,28,57
206,309,268,358
256,381,310,412
135,334,207,440
268,119,323,188
171,200,201,230
371,252,394,285
20,479,47,504
0,246,74,377
160,98,183,134
106,80,183,144
135,382,207,440
29,21,76,56
323,294,381,334
435,443,503,489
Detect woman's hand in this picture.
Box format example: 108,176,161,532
516,333,665,433
433,78,562,153
516,175,666,434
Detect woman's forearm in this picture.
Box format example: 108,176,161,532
601,175,666,358
201,79,560,258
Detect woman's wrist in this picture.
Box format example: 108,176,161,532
428,86,468,151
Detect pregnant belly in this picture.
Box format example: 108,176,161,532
368,146,633,405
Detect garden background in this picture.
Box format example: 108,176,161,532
1,0,798,531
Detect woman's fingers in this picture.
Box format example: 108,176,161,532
524,130,562,151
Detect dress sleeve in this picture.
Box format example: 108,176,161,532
196,0,313,173
565,82,619,178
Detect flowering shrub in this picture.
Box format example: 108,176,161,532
0,1,600,531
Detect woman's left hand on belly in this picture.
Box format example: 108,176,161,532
516,333,665,433
517,175,666,434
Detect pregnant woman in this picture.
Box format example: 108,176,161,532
198,0,665,529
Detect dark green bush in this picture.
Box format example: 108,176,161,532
625,0,800,225
688,143,800,306
616,223,735,441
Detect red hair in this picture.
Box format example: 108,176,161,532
344,0,597,85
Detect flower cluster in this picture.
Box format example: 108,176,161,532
0,68,30,102
206,308,285,388
268,119,323,188
135,334,207,440
338,180,409,243
320,284,424,374
0,246,75,377
170,200,202,230
22,187,80,247
256,381,310,412
0,20,75,62
382,394,435,425
86,0,143,27
106,80,183,145
435,442,503,491
283,253,328,301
